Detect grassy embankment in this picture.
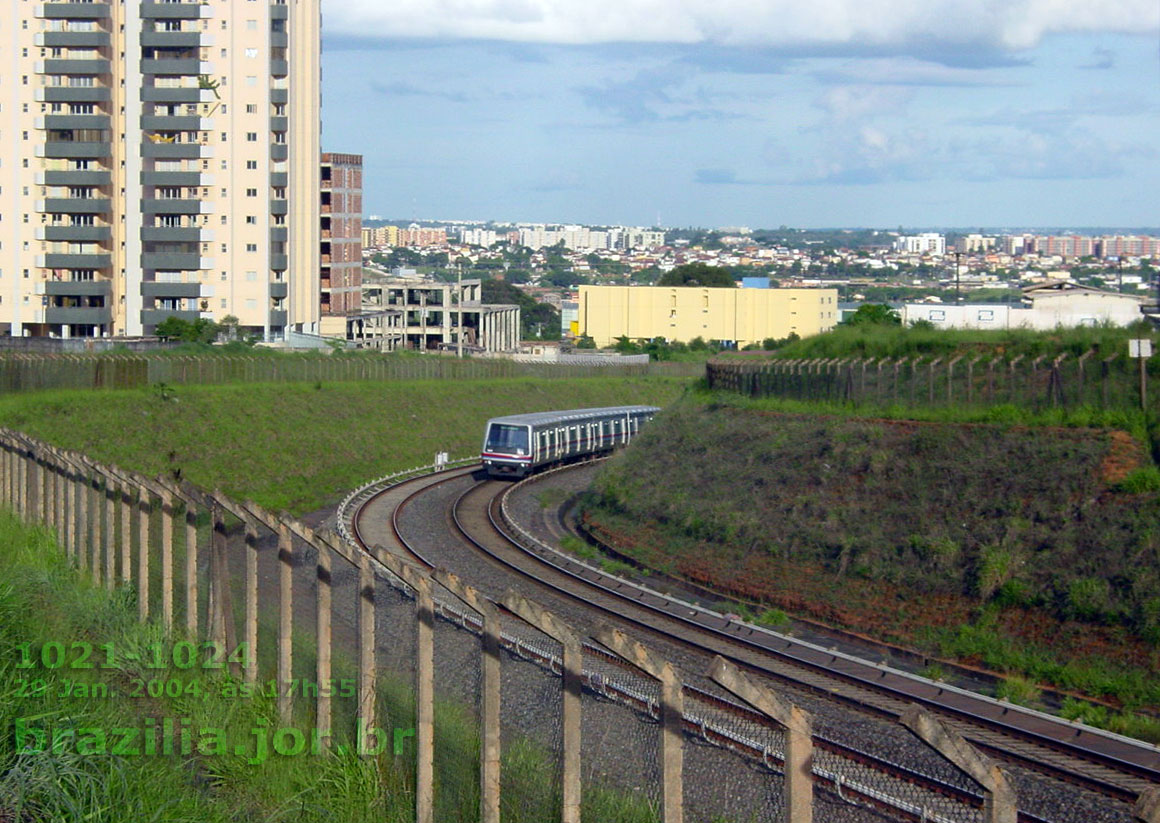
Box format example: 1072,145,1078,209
0,375,689,515
0,511,660,821
580,388,1160,742
0,375,691,820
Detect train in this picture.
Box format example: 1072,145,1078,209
480,405,660,479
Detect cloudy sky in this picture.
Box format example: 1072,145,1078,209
320,1,1160,230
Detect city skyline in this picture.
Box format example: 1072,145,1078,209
320,0,1160,230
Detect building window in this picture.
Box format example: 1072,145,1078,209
246,243,257,252
246,188,257,197
245,132,257,141
245,216,256,224
246,160,257,169
246,104,257,114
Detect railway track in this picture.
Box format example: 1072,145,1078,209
343,461,1159,821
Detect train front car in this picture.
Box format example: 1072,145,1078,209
481,419,534,478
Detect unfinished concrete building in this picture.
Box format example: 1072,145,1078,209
361,278,520,353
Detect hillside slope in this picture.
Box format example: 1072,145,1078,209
583,397,1160,711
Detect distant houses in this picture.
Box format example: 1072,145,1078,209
901,282,1145,330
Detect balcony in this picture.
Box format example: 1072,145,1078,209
142,86,214,103
37,197,112,214
36,31,110,48
142,198,208,215
36,87,110,103
270,58,288,76
270,144,288,162
269,227,287,242
270,253,288,271
269,281,288,299
140,31,201,48
270,31,287,48
141,252,200,270
141,114,210,131
37,225,111,243
270,199,288,216
269,116,287,132
269,309,287,327
270,88,288,104
40,280,113,298
142,282,202,298
46,306,113,325
270,5,288,19
37,59,111,75
140,58,207,76
269,171,287,187
38,113,110,131
141,141,212,159
38,3,110,18
37,169,111,186
141,308,202,325
140,2,209,19
37,253,111,269
38,141,110,159
141,226,206,243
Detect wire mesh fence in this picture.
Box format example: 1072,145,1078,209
0,353,700,393
707,353,1158,411
2,428,1129,823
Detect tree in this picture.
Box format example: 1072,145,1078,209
154,316,219,344
843,303,901,326
656,262,736,288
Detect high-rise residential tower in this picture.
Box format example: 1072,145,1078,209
1,0,320,340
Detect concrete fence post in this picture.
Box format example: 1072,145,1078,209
160,490,174,632
75,464,87,573
315,535,333,747
244,517,260,686
434,569,502,823
710,656,813,823
138,484,151,621
208,501,239,675
1135,788,1160,822
185,503,199,637
104,474,116,588
358,551,377,746
52,457,64,539
120,481,132,584
277,521,294,723
502,590,583,823
596,627,684,823
402,565,436,823
900,705,1017,823
89,472,101,586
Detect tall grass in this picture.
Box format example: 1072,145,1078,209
0,512,664,821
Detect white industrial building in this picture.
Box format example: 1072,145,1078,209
902,282,1145,330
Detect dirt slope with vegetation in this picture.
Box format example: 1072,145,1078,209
583,397,1160,716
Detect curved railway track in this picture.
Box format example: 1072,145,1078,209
346,461,1159,820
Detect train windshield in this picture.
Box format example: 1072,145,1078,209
485,424,529,454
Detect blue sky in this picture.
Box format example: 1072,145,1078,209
320,1,1160,230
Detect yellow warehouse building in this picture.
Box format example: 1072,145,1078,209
578,285,839,348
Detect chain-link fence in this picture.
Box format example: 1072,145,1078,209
0,353,700,393
707,353,1158,411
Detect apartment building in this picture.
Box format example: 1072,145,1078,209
320,152,360,320
0,0,320,340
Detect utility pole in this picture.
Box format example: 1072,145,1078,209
457,264,464,359
953,251,963,303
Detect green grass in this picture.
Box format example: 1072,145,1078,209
0,510,664,822
765,322,1159,362
0,376,689,515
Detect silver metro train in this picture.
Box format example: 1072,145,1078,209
481,405,660,479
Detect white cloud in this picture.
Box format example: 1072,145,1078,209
326,0,1158,50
